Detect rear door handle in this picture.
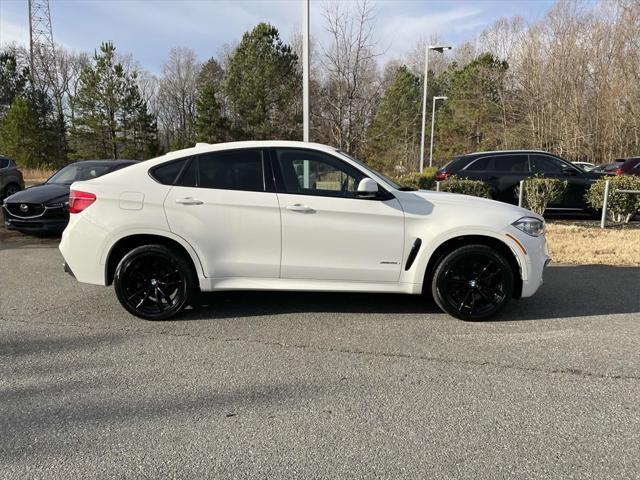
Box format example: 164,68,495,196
175,197,203,205
286,204,316,213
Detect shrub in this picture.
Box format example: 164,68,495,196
393,167,437,190
517,176,568,215
439,176,493,199
586,175,640,223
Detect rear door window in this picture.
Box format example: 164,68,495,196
194,149,264,192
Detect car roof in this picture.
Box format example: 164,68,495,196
463,149,558,157
157,141,341,163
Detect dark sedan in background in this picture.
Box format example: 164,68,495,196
435,150,603,213
3,160,136,234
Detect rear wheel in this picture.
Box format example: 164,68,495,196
431,244,514,321
114,244,195,320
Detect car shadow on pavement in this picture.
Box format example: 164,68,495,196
179,264,639,322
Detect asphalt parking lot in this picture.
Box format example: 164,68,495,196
1,229,639,479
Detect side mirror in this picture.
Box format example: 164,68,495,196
356,177,379,198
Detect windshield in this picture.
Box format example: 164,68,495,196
47,163,113,184
337,151,402,190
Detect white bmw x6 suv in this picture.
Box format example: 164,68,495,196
60,141,550,321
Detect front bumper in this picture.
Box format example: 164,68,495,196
507,227,550,298
3,204,69,233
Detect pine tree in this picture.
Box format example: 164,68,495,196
194,59,228,144
70,41,157,160
0,51,29,117
224,23,301,139
365,66,423,174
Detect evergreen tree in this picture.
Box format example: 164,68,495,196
0,92,61,168
0,51,29,117
70,41,157,160
435,53,508,160
365,66,422,174
224,23,301,139
194,59,228,143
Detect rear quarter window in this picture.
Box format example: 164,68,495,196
150,159,189,185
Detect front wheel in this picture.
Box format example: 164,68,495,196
114,244,195,320
431,244,514,321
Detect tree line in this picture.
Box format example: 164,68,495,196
0,0,637,173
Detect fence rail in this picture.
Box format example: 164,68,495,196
600,179,640,228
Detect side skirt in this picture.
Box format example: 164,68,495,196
199,277,422,295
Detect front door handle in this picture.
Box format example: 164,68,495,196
286,204,316,214
175,197,203,205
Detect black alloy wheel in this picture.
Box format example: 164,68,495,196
432,244,514,321
114,244,194,320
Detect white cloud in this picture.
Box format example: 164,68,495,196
379,6,486,61
0,19,29,47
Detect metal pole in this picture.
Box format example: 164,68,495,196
601,179,610,229
302,0,310,142
436,181,440,192
419,45,429,172
518,180,525,207
429,97,437,168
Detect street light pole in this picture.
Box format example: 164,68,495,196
303,0,310,142
429,96,447,168
419,44,451,172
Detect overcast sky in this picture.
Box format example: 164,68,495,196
1,0,558,73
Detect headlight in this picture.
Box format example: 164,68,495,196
512,217,545,237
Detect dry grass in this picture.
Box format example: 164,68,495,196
546,221,640,266
21,167,55,185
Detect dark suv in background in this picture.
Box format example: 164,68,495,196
436,150,603,212
0,155,24,200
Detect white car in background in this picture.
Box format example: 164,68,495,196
572,161,596,171
60,141,550,321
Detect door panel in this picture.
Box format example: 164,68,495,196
271,148,405,282
463,154,531,204
530,155,587,208
278,193,405,281
163,150,281,278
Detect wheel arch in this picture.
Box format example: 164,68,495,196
105,232,203,286
420,234,523,299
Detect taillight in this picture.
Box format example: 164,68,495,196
435,171,451,181
610,168,624,175
68,190,96,214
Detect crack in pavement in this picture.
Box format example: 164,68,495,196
1,316,638,382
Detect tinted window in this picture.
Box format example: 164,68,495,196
0,158,8,169
179,158,198,187
197,150,263,192
48,163,114,184
275,149,366,198
467,155,529,172
531,155,565,173
151,159,188,185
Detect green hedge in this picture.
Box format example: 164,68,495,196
586,175,640,223
393,167,437,190
439,176,493,199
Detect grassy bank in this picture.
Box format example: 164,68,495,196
546,221,640,266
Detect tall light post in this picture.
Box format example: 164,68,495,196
419,44,451,172
429,96,447,168
302,0,310,142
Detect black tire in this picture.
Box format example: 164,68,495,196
431,244,514,321
114,244,195,320
2,183,20,200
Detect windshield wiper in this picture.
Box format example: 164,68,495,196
398,186,417,191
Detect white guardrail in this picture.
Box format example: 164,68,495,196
599,179,640,228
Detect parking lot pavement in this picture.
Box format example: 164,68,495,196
1,232,639,479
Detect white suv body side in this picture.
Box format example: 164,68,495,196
60,141,549,320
